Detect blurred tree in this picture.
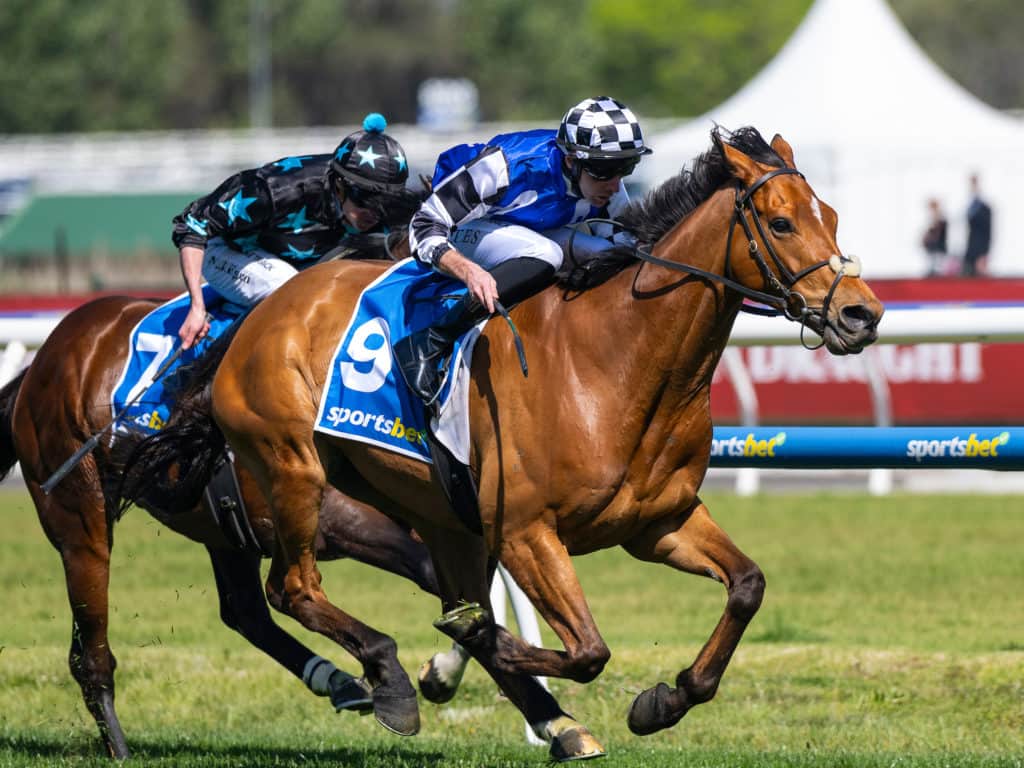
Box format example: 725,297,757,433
891,0,1024,111
266,0,461,126
0,0,1020,133
0,0,187,132
453,0,600,120
588,0,812,117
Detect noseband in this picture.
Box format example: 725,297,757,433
634,166,860,350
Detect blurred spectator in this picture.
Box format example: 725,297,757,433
963,174,992,277
921,197,948,277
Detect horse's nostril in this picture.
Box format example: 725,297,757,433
840,304,877,331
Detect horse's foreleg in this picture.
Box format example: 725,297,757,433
420,527,605,762
621,500,764,735
205,546,372,712
477,526,610,682
29,482,129,759
258,462,418,736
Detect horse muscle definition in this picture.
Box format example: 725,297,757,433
0,234,460,758
119,127,883,761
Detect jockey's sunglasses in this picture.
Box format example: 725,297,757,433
579,156,640,181
344,182,380,209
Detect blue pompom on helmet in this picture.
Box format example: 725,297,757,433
330,113,409,194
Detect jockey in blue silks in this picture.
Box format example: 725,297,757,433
393,96,654,404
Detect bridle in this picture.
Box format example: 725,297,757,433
633,166,862,350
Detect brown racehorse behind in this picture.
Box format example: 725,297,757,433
120,127,884,761
0,257,449,756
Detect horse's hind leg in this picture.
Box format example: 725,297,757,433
253,459,419,736
205,545,372,712
317,486,439,594
27,479,130,759
621,499,765,735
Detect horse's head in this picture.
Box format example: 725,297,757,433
716,130,883,354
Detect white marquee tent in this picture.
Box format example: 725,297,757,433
639,0,1024,278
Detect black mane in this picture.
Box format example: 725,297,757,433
559,126,785,292
620,126,785,246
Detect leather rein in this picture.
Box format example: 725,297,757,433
633,166,861,351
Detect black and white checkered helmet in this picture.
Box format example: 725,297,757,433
556,96,653,160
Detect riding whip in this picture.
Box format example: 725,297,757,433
41,331,200,495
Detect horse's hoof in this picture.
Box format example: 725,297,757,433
372,690,421,736
549,725,606,762
536,715,606,762
417,650,468,704
627,682,685,736
432,602,490,643
329,674,374,714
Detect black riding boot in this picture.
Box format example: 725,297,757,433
393,257,556,404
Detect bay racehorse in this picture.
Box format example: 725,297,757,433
0,234,460,758
119,127,883,760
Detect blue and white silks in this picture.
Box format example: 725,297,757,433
315,258,479,464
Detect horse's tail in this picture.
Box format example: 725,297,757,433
0,369,26,481
111,321,245,515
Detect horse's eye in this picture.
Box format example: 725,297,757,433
770,217,792,234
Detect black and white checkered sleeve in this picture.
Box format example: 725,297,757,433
409,146,510,266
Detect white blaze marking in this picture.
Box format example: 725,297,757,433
810,196,824,224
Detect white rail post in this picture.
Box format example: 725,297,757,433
721,347,760,496
490,564,549,747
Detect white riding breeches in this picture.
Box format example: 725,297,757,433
202,238,300,306
450,219,631,274
450,221,564,271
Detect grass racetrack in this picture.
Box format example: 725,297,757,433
1,488,1021,767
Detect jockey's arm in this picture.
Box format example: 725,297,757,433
435,248,499,314
177,244,210,349
409,146,510,272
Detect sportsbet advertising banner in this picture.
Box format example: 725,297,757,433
710,427,1024,469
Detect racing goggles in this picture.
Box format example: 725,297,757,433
578,156,641,181
344,182,381,209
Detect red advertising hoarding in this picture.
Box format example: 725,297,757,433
711,277,1024,426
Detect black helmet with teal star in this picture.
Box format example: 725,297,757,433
330,113,409,194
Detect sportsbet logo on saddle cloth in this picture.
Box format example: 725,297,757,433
316,258,479,463
111,288,245,435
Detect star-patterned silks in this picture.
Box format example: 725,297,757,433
233,233,261,253
274,155,314,172
279,206,313,233
219,190,258,225
334,143,352,162
394,152,407,172
357,145,382,168
283,243,317,260
185,214,208,235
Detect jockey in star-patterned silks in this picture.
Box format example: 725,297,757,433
392,96,654,404
171,114,415,349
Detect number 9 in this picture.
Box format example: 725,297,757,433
340,317,392,393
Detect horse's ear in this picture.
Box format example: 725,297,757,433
770,134,796,168
716,135,762,187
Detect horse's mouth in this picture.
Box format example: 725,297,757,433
805,311,879,355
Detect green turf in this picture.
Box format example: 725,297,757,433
1,489,1021,767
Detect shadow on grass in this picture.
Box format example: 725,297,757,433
2,733,456,767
